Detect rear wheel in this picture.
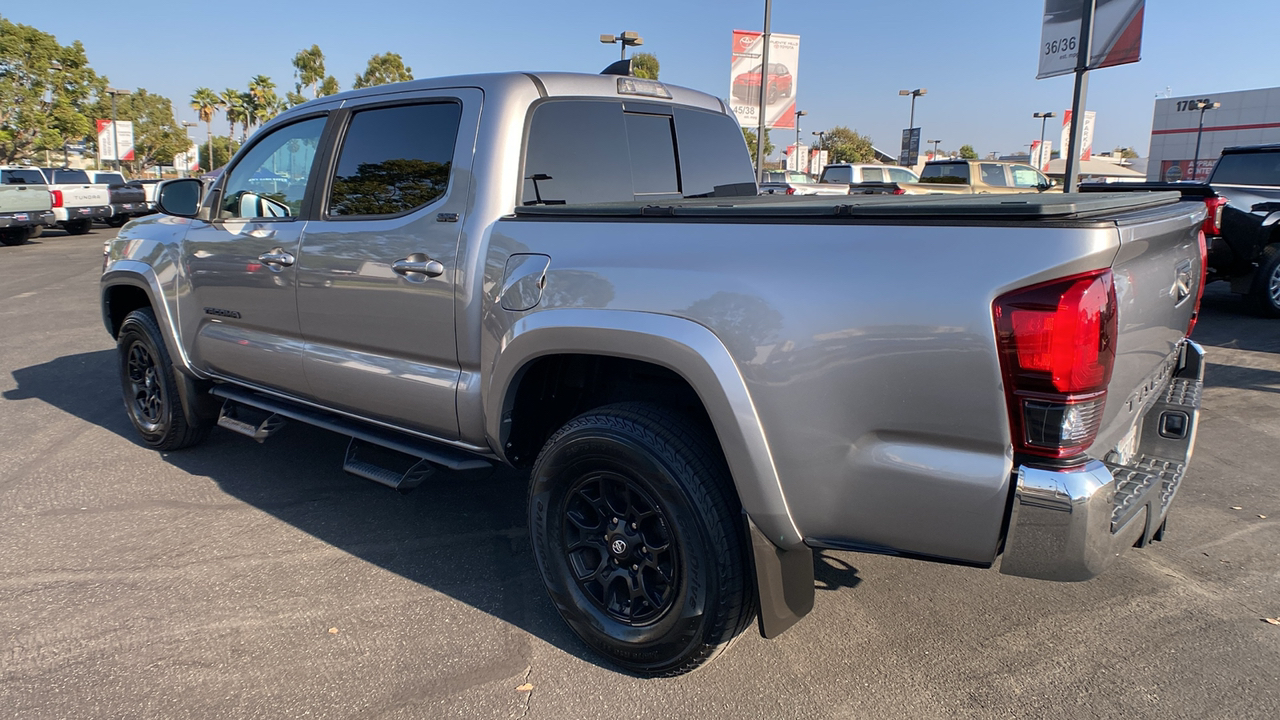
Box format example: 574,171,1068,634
63,219,92,235
105,216,128,228
1249,245,1280,318
0,228,26,246
26,225,43,240
528,403,753,676
117,308,212,450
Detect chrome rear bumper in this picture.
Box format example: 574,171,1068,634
999,340,1204,581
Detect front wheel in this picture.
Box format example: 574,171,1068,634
528,403,754,676
1249,245,1280,318
117,308,212,450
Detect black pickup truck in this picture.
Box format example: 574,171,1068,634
1083,144,1280,316
91,171,150,227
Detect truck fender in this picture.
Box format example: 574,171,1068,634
485,308,814,636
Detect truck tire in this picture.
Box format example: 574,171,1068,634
26,226,43,240
1,228,27,246
1249,245,1280,318
528,402,754,676
63,219,92,235
117,308,212,450
106,216,128,228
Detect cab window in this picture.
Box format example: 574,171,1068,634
821,166,853,184
861,167,885,183
219,116,326,220
979,164,1008,186
1011,165,1047,188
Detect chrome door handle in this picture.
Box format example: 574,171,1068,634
258,248,295,267
392,256,445,278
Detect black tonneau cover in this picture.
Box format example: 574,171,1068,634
515,191,1181,221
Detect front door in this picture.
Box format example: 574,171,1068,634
295,90,479,440
183,114,329,397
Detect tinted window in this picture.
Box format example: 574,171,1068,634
51,169,91,184
861,167,885,183
919,163,970,183
979,164,1008,186
220,116,325,220
672,107,755,197
625,113,679,195
97,173,127,185
1210,151,1280,186
2,169,46,185
821,166,853,184
523,101,631,205
887,167,918,183
328,103,460,217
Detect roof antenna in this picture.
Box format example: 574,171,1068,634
600,58,633,76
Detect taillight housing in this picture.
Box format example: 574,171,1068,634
1188,229,1208,335
892,187,906,195
51,190,63,208
1202,196,1226,236
994,269,1117,460
786,186,796,195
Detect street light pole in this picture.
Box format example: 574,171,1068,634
929,139,941,159
181,121,198,178
898,88,926,166
599,31,643,61
105,87,130,171
754,0,773,185
1033,111,1056,171
794,109,806,172
1191,101,1221,181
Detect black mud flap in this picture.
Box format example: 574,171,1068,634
748,516,815,639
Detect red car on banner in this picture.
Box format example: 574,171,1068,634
731,63,793,106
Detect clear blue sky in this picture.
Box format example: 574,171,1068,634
7,0,1278,158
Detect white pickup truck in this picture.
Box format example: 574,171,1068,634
0,167,57,246
36,167,111,235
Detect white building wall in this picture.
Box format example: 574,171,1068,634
1147,86,1280,181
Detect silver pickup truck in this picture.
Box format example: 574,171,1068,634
101,69,1207,676
0,167,57,246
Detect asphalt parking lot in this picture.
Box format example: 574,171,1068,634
2,229,1278,719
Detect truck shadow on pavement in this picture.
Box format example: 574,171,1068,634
7,348,865,673
1193,284,1279,355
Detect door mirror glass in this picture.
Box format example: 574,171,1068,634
234,191,291,218
156,178,203,217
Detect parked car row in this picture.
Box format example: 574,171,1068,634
0,166,160,245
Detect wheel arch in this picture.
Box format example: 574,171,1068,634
101,261,198,375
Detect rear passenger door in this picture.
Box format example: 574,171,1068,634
294,89,479,440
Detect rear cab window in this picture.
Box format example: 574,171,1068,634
1210,151,1280,186
50,169,91,184
920,163,970,184
520,99,752,205
820,166,853,184
2,169,47,185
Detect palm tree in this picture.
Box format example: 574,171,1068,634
190,87,220,170
246,76,278,133
221,88,246,149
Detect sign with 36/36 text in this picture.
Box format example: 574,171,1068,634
1037,0,1144,79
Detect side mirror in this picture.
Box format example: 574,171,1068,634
156,178,203,218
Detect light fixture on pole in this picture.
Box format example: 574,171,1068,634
105,87,131,171
181,121,198,178
929,139,941,159
898,88,927,130
1191,100,1221,181
793,110,806,172
599,31,643,61
1033,112,1056,171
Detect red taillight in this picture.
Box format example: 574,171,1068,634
1188,229,1208,335
892,187,906,195
51,190,63,208
1201,196,1226,236
994,269,1117,460
786,186,796,195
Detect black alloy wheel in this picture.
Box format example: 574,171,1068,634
1251,245,1280,318
116,308,211,450
529,403,754,676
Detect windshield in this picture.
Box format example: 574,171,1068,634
919,163,970,184
1210,151,1280,186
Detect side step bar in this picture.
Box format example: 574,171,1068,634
209,385,493,482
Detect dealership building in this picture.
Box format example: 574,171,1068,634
1147,86,1280,182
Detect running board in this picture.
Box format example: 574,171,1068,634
216,401,286,442
343,438,437,493
209,385,493,478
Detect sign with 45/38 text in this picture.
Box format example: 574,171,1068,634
1037,0,1144,79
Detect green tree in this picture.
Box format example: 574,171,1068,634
291,44,326,98
743,128,773,162
353,52,413,89
821,125,875,164
197,136,240,174
190,87,220,169
1114,146,1139,158
318,75,340,97
0,17,105,163
87,89,187,172
631,53,660,80
220,88,247,145
958,144,978,159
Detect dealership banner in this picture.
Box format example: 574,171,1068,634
729,30,800,129
174,142,199,173
1160,159,1215,183
1059,110,1096,161
1030,139,1053,171
96,119,135,162
1038,0,1144,79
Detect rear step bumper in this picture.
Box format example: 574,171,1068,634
999,340,1204,582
